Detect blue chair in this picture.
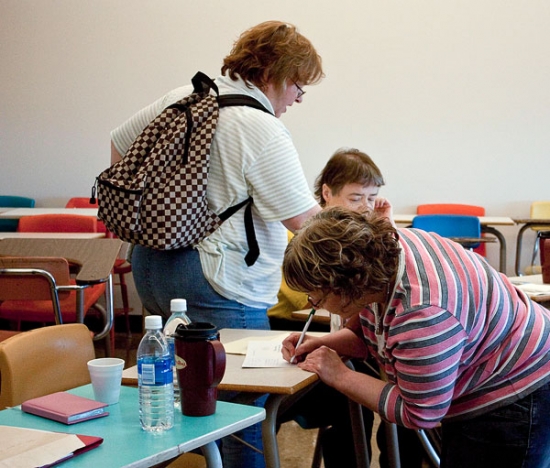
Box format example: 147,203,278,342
412,214,482,249
0,196,35,232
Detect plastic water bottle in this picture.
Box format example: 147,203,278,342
138,315,174,432
163,298,191,408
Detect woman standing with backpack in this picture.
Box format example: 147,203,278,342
110,21,323,468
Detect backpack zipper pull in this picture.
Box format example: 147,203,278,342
90,179,97,204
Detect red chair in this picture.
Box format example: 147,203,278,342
417,204,486,257
18,214,98,233
0,256,106,344
65,197,108,235
65,198,133,345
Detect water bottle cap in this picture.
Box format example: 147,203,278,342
144,315,163,330
170,298,187,312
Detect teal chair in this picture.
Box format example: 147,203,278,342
0,196,35,232
412,214,482,249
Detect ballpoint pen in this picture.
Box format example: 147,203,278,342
290,308,316,364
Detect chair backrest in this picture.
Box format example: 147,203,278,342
0,196,36,208
65,197,98,208
530,201,550,232
17,214,98,233
0,256,71,299
0,195,35,232
417,203,485,216
65,197,108,234
0,323,95,409
412,214,481,248
416,203,486,255
0,257,72,324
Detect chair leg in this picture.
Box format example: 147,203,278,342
117,271,131,336
311,426,326,468
531,232,542,266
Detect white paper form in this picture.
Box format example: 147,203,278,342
241,340,292,368
223,333,290,355
511,282,550,296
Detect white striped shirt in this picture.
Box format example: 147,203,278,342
111,75,317,307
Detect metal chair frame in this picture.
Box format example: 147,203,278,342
0,258,108,342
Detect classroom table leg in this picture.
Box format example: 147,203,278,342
200,441,223,468
515,223,533,276
345,360,371,468
482,226,507,273
262,393,286,468
383,422,401,468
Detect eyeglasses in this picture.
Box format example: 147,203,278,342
293,80,306,99
308,294,325,309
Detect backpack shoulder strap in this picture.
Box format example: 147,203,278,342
219,94,273,116
191,71,219,96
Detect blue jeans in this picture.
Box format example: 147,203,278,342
441,381,550,468
132,245,269,468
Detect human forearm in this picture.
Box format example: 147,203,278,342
298,345,387,413
317,327,368,359
282,205,321,233
332,365,387,413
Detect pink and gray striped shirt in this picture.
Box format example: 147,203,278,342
360,228,550,429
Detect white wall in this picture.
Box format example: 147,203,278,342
1,0,549,276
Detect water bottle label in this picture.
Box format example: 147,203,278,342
138,357,173,386
168,339,176,367
141,362,155,385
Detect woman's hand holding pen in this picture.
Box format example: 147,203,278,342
282,333,323,363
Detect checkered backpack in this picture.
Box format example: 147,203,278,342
93,72,272,266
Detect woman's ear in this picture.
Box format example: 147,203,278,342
322,183,332,205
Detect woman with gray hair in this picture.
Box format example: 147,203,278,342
282,207,550,468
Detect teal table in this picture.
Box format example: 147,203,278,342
0,385,265,467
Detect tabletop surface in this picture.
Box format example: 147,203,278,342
0,232,104,239
507,274,550,303
0,207,98,219
123,328,322,395
0,385,265,468
393,214,514,226
0,238,121,284
512,218,550,224
292,308,331,325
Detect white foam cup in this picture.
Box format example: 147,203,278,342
87,357,125,405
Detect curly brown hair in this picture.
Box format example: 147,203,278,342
313,148,385,207
283,207,400,303
221,21,324,91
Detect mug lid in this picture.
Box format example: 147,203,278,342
174,322,218,340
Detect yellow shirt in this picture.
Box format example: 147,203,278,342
267,232,309,321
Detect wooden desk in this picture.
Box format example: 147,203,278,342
0,384,265,468
0,207,98,219
394,214,514,272
0,238,121,341
513,218,550,276
507,274,550,304
291,308,331,325
219,329,368,468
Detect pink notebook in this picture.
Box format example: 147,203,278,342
21,392,109,425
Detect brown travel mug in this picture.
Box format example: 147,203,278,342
173,322,226,416
541,233,550,284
